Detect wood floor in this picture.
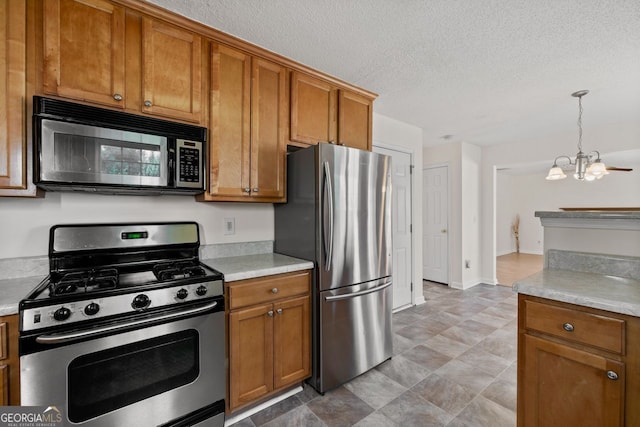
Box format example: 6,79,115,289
496,252,543,287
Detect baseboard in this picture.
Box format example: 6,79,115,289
414,294,426,305
520,249,543,255
451,280,483,290
496,249,513,257
480,277,497,285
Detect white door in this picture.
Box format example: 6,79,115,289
374,146,412,310
423,166,449,284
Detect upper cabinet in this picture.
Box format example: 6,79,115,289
201,43,286,202
0,0,37,196
43,0,126,109
42,0,202,123
141,18,202,122
290,71,373,151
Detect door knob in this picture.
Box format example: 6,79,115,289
441,229,447,234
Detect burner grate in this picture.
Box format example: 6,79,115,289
51,268,119,296
153,261,205,282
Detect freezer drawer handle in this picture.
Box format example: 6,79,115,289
324,280,392,302
323,161,334,271
35,300,219,345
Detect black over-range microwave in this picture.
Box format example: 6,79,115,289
33,96,207,195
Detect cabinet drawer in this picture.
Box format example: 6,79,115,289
228,271,311,310
524,300,625,354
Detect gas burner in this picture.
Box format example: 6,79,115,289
153,261,206,282
50,268,119,296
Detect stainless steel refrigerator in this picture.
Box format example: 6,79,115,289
274,143,393,393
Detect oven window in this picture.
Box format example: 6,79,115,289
68,330,199,423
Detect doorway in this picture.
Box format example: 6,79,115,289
373,146,413,310
422,165,449,284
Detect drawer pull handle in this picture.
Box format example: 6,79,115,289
563,323,574,332
267,310,274,317
271,288,278,294
276,308,283,315
607,370,619,381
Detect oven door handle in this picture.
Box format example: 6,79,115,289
35,300,219,345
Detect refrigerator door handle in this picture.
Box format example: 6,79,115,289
323,161,334,271
324,280,392,302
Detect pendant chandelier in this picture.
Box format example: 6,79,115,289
546,90,608,181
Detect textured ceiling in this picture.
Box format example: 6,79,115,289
148,0,640,147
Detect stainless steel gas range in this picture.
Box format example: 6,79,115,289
19,222,225,427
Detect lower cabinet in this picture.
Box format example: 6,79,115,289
0,315,19,405
227,271,311,413
518,295,639,427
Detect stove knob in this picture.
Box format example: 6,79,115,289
132,294,151,310
196,285,208,296
176,288,188,300
84,302,100,316
53,307,71,321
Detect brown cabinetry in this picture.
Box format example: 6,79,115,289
202,43,286,202
518,295,640,426
0,315,20,405
227,270,311,413
42,0,202,123
0,0,37,196
290,71,373,151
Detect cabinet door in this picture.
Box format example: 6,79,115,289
229,303,274,411
338,90,372,151
142,18,201,123
250,58,287,201
0,0,28,192
43,0,125,108
290,71,336,145
273,295,310,389
521,334,624,427
208,43,251,198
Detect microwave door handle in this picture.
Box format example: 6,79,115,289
324,280,393,302
323,161,334,271
35,300,218,345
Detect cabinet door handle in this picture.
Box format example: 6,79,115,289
113,93,123,101
144,100,152,107
607,370,619,381
267,310,274,317
253,188,259,193
271,288,278,294
244,188,251,193
276,308,283,315
562,323,574,332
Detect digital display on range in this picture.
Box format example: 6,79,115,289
121,231,148,240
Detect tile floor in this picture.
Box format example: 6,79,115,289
232,281,518,427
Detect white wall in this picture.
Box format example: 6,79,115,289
482,119,640,284
496,173,518,255
497,166,640,256
460,143,481,288
0,193,273,259
373,113,424,305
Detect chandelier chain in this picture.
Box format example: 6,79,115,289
577,94,583,152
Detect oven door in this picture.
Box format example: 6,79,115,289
20,302,224,427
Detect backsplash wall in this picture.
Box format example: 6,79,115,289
0,191,274,259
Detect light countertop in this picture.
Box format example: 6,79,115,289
202,253,314,282
513,269,640,317
535,210,640,220
0,276,44,316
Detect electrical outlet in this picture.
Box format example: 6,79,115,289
465,260,471,269
224,218,235,235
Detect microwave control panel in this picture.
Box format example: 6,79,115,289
176,139,203,188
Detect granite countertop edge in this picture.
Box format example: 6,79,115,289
513,269,640,317
0,276,45,317
201,253,314,283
